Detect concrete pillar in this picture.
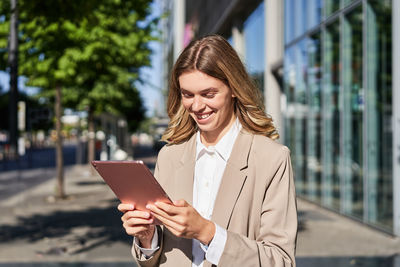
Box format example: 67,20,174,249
393,0,400,237
232,22,246,61
173,0,185,61
264,0,284,141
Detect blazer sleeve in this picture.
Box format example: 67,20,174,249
218,147,297,267
132,225,163,267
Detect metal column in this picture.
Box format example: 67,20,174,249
173,0,185,61
393,0,400,237
232,22,245,61
265,0,284,142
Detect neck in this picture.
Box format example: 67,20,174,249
200,115,236,147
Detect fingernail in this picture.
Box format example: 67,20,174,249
129,204,134,210
146,204,151,209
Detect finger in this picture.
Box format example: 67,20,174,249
147,204,184,225
173,199,187,207
129,210,152,219
122,210,151,222
147,203,177,218
125,217,154,226
153,201,182,214
150,211,184,231
118,203,135,212
125,225,153,236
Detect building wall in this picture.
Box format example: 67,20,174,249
283,0,396,234
181,0,398,235
185,0,262,38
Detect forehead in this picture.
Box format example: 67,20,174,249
178,71,225,91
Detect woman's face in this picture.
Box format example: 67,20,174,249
179,70,236,143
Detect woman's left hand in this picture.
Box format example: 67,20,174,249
146,199,215,245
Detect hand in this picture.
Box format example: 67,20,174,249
146,199,215,245
118,203,155,248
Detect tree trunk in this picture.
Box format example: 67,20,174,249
87,111,95,171
55,85,65,198
8,0,19,159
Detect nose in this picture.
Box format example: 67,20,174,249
191,95,205,112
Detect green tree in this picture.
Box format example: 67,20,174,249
0,0,156,198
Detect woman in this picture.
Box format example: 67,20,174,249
119,35,297,267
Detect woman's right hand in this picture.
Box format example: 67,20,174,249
118,203,156,248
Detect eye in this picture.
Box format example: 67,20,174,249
181,92,193,98
203,93,216,98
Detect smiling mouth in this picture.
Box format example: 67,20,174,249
195,112,213,120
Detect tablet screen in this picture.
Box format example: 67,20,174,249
92,160,171,214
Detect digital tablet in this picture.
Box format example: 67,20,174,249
91,160,171,223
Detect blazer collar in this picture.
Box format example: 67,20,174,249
175,129,253,228
172,134,197,261
175,133,197,206
179,133,197,165
171,130,252,263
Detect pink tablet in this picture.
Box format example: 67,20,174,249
91,160,171,220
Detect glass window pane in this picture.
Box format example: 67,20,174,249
342,6,363,218
325,0,340,17
365,0,393,231
284,47,296,155
342,0,356,8
244,2,265,93
294,0,308,38
293,40,308,196
306,33,322,203
307,0,322,30
322,21,341,211
285,0,295,44
284,44,307,196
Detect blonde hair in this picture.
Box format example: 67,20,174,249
162,34,278,144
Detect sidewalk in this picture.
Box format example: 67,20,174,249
0,151,399,266
0,164,135,264
296,199,400,266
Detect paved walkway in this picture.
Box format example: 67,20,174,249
0,147,399,266
296,199,400,266
0,164,134,264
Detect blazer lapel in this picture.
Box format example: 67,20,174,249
211,130,253,229
171,134,196,263
173,134,196,205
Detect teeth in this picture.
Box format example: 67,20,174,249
197,114,210,119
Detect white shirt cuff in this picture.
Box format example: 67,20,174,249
200,223,227,265
132,227,159,258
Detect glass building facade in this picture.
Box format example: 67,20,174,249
283,0,394,232
244,2,265,93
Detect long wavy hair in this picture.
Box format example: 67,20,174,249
161,34,278,144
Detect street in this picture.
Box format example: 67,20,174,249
0,144,399,266
0,144,77,171
0,145,77,201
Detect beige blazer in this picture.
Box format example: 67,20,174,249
134,129,297,267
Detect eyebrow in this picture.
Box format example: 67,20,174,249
180,88,218,94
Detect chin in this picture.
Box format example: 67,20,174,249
197,124,214,133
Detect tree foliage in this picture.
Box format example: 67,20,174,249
0,0,157,198
0,0,155,131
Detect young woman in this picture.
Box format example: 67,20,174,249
119,35,297,267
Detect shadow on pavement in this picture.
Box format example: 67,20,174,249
0,199,130,256
74,181,106,186
0,264,137,266
297,255,400,267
